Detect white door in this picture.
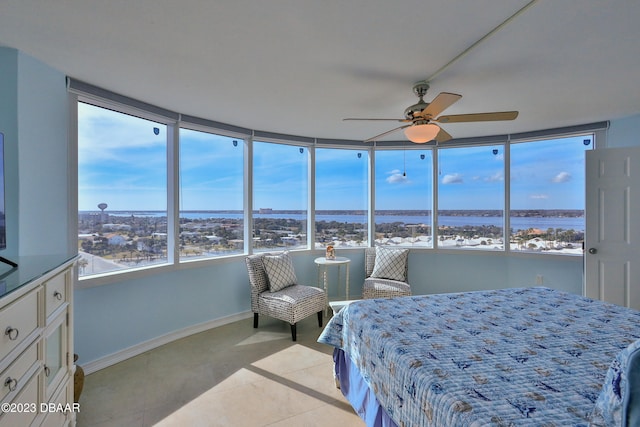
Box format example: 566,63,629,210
585,146,640,310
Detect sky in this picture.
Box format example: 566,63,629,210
78,102,591,212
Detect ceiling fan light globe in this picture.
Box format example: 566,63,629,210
405,123,440,143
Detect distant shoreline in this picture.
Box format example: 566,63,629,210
77,208,585,276
79,209,584,218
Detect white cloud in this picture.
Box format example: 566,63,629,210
442,173,463,184
530,194,549,199
386,170,407,183
552,171,571,183
484,172,504,182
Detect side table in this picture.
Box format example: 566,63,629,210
314,256,351,314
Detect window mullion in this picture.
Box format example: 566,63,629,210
167,122,180,264
433,147,439,249
368,146,375,247
245,135,253,255
308,143,316,250
504,139,511,254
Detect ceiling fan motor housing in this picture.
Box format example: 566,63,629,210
405,102,429,120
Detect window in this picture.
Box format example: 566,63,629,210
374,149,433,247
437,145,505,250
76,87,596,282
509,135,592,254
315,148,368,248
179,129,244,260
77,102,168,276
252,141,309,251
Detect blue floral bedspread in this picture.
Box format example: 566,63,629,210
317,287,640,426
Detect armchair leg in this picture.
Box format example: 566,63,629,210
253,313,259,328
317,311,323,328
291,323,297,341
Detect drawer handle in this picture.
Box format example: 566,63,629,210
44,365,50,377
4,377,18,391
53,291,63,300
4,326,19,341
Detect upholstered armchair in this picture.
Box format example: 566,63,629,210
362,247,412,299
245,252,327,341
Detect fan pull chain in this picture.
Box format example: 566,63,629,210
402,141,408,177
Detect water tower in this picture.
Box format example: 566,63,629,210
98,203,108,224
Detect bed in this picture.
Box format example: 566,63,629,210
317,287,640,426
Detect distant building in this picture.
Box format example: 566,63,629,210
180,231,199,238
259,208,273,214
105,233,127,246
102,223,132,231
281,236,299,245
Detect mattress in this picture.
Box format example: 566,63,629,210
318,287,640,426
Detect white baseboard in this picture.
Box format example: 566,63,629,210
82,311,253,374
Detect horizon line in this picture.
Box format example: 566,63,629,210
79,208,584,214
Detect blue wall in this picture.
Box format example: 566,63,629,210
0,47,71,259
74,259,249,363
607,113,640,148
16,52,71,256
407,251,583,295
0,48,20,261
74,246,584,367
4,46,640,370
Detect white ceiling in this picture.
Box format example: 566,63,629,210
1,0,639,142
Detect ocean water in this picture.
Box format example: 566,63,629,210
101,211,584,232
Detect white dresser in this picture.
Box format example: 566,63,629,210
0,255,77,427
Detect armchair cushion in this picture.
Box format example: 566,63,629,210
258,284,326,325
262,251,298,292
363,277,412,299
370,246,409,282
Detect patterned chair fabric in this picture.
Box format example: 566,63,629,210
245,253,327,341
362,247,412,299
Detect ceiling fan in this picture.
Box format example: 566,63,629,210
344,81,519,143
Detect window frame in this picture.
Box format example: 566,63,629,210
435,142,506,252
71,85,604,287
251,138,313,253
315,145,370,249
373,146,435,248
177,126,246,262
506,133,594,255
76,97,175,278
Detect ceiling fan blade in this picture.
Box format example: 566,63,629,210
435,111,519,123
415,92,462,119
363,124,411,142
343,118,409,122
435,127,453,143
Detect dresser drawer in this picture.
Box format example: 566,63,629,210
0,341,38,403
45,272,67,319
40,379,71,427
0,372,39,427
0,290,39,361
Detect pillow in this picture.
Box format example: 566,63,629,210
262,252,297,292
370,246,408,282
590,339,640,426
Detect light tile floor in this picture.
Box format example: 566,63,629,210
76,314,363,426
